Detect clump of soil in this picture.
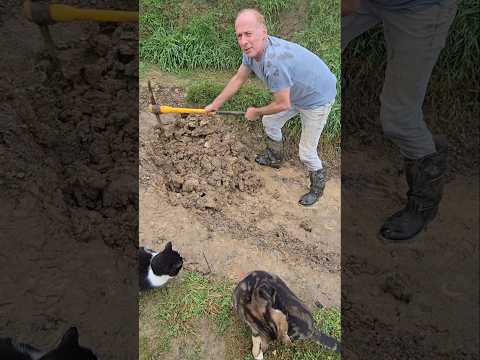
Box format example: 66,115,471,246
1,21,139,251
143,115,264,211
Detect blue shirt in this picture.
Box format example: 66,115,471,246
242,36,337,109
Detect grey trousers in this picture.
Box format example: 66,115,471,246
262,102,333,171
342,1,457,159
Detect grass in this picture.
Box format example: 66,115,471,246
341,0,478,168
139,0,341,141
186,80,273,111
139,272,341,360
345,0,478,85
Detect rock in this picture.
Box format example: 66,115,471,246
103,174,137,208
300,220,313,232
182,178,199,193
196,195,218,210
159,113,178,126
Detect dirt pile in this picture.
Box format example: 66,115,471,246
142,115,264,211
2,21,138,251
1,3,138,358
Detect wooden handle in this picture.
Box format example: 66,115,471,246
149,104,209,115
50,4,138,23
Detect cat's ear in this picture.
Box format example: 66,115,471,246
59,327,79,348
164,241,173,252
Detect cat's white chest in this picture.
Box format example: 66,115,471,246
147,266,172,287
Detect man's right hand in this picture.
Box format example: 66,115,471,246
204,103,220,113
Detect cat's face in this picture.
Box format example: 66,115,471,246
40,327,97,360
150,242,183,277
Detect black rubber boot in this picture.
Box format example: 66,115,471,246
299,168,326,206
380,136,448,241
255,137,284,169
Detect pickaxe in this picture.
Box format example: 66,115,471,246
24,0,138,62
147,80,245,118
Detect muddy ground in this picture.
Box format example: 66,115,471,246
139,80,341,312
341,47,479,358
342,144,479,358
1,2,138,359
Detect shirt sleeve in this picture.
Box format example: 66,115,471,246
266,62,293,92
242,53,252,69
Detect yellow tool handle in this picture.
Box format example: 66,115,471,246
149,104,209,115
50,4,138,23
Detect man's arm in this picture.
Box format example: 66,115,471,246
205,64,251,112
245,88,291,121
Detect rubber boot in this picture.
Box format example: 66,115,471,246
380,136,448,241
255,137,284,169
299,168,326,206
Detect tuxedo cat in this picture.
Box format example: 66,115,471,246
139,241,183,291
0,327,97,360
233,271,340,360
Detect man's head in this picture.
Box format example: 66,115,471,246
235,9,267,60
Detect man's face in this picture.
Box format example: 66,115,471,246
235,14,267,60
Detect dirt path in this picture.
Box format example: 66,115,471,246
342,142,479,357
139,82,341,309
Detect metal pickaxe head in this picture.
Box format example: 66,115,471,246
24,1,58,61
23,0,138,64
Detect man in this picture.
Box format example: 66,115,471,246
342,0,457,241
205,9,337,206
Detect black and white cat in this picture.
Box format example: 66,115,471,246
138,241,183,291
0,327,97,360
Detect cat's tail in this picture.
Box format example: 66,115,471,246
311,329,341,353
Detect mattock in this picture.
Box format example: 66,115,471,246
147,80,161,124
23,0,138,65
146,82,245,118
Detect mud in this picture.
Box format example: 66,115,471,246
342,147,479,358
143,115,264,211
0,2,138,359
342,44,479,358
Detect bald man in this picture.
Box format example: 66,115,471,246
205,9,337,206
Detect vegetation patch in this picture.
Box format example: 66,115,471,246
139,271,341,360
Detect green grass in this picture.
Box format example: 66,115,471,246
341,0,478,162
139,271,341,360
345,0,478,85
186,80,273,111
140,0,341,140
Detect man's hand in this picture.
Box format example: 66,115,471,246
204,103,220,113
245,107,261,121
